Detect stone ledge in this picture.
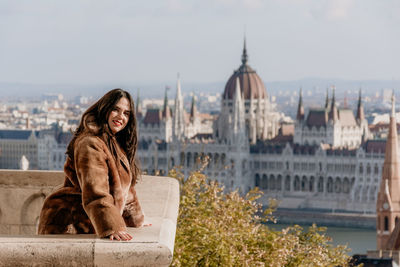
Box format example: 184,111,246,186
0,173,179,267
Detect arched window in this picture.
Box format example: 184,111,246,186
187,152,192,167
318,177,324,193
366,164,371,175
262,174,268,190
301,176,308,192
385,216,389,231
294,176,300,191
214,153,219,168
374,164,379,175
309,176,315,192
285,175,291,191
180,152,185,166
327,177,333,193
334,177,342,193
270,175,276,190
359,163,363,174
343,178,350,194
221,154,226,166
255,174,260,187
277,175,282,191
207,153,212,169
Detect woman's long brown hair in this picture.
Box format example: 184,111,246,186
67,88,140,182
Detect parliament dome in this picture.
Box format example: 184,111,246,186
222,40,267,100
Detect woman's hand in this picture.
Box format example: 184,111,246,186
109,230,132,241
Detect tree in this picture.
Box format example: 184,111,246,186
169,167,350,267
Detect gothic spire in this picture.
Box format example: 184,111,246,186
232,77,246,142
241,37,248,66
329,86,338,122
325,88,329,110
356,88,365,122
162,86,171,119
136,89,142,116
190,93,197,122
376,92,400,249
296,88,305,121
172,73,185,141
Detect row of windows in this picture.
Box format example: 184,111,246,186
255,174,354,194
359,163,381,174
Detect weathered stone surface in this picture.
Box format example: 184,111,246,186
0,172,179,266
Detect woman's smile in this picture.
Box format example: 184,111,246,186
108,97,130,134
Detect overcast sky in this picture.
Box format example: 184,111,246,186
0,0,399,86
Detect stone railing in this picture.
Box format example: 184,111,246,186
0,170,180,266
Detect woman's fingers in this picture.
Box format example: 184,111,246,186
109,231,133,241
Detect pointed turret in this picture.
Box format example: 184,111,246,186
162,86,171,119
172,74,185,141
255,95,264,141
325,88,329,110
190,94,197,122
241,37,248,66
376,92,400,250
356,88,365,122
136,89,142,118
328,86,338,122
231,77,246,143
296,88,305,121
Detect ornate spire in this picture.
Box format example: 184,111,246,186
325,88,329,110
190,93,197,122
162,86,171,119
392,90,396,118
329,86,338,122
172,73,185,141
136,89,142,116
356,88,365,122
241,37,248,66
232,77,246,142
296,88,304,121
376,91,400,250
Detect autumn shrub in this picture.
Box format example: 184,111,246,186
169,167,351,267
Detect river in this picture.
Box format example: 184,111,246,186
268,223,376,255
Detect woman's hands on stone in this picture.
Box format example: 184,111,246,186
109,230,132,241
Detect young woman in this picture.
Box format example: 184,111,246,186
38,89,146,241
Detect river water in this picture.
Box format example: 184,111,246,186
268,223,376,255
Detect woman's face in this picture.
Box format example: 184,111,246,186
108,97,130,134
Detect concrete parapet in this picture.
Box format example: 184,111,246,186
366,250,400,265
0,171,179,266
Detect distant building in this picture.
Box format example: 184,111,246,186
137,40,386,214
0,129,71,170
354,94,400,267
294,88,369,148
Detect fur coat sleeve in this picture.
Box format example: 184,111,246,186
123,183,145,227
74,136,128,238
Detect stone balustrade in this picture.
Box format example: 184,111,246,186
0,170,179,266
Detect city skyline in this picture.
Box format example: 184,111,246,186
0,0,399,93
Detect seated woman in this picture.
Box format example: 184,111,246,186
38,88,147,241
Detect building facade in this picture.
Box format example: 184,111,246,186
137,41,386,214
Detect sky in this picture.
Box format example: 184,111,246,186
0,0,399,87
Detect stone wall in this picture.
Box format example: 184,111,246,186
0,170,180,266
0,170,63,234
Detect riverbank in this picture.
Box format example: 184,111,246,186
272,208,376,229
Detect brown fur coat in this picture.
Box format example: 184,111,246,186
38,134,144,237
